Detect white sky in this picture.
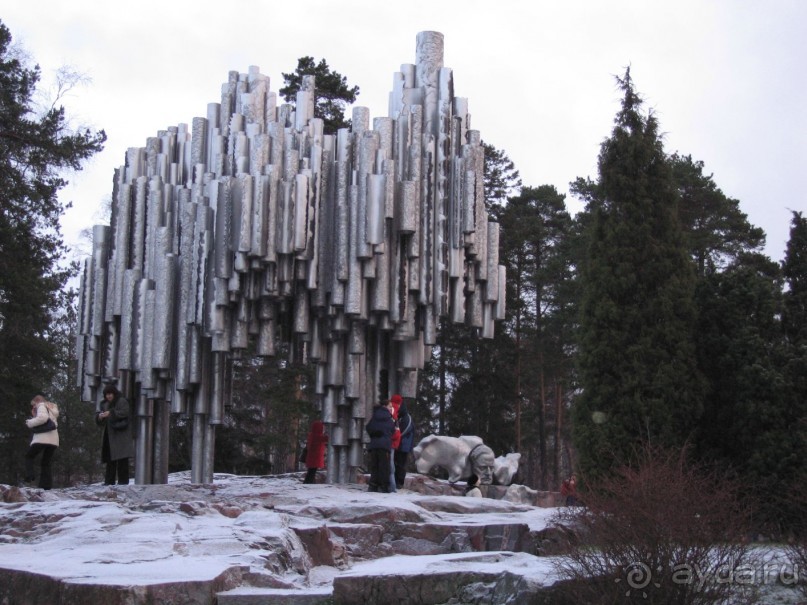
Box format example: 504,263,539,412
4,0,806,262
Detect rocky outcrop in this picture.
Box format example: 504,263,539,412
0,565,247,605
331,552,554,605
0,474,568,604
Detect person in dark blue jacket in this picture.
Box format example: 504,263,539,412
365,401,396,492
394,399,415,489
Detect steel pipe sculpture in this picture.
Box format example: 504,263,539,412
76,31,505,484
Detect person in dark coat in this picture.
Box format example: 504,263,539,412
365,401,395,492
303,420,328,484
393,399,415,490
96,385,134,485
464,473,482,498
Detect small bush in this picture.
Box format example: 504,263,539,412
783,476,807,599
551,445,757,604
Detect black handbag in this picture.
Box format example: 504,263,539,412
299,447,308,463
30,417,57,433
110,415,129,431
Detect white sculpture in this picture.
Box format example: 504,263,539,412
494,453,521,486
412,435,514,485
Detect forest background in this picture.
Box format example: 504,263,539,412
0,18,805,537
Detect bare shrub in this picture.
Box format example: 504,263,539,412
783,475,807,599
550,445,757,604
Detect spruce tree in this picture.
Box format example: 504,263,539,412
572,69,704,479
779,212,807,528
783,211,807,343
0,21,105,484
694,252,791,529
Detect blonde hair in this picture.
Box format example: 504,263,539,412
30,395,58,415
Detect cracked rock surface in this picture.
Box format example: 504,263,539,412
0,472,566,604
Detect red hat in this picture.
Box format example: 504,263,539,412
390,394,402,405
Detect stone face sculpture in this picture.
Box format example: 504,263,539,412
75,31,505,485
412,434,514,485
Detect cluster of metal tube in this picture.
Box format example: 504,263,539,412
76,31,505,484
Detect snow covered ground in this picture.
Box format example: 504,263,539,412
0,473,803,604
0,472,560,602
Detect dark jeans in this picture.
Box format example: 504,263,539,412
303,467,319,484
368,448,391,492
105,458,130,485
394,450,409,488
25,443,57,490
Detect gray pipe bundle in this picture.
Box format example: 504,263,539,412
76,31,506,484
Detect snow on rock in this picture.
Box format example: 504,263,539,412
0,473,565,604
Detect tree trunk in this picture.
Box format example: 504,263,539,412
538,358,547,489
554,381,562,489
515,275,523,452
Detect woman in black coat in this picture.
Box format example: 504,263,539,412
365,402,395,492
393,401,415,489
96,385,134,485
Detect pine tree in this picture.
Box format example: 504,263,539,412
215,351,316,476
482,141,522,215
671,153,765,276
573,69,704,479
0,21,105,484
442,328,518,457
498,185,575,488
280,56,359,133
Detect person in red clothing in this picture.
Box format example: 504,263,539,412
388,396,402,492
561,473,579,506
393,399,415,489
389,396,402,449
303,420,328,484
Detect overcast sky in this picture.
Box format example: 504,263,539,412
4,0,805,262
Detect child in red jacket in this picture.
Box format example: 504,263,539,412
388,396,402,492
303,420,328,484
